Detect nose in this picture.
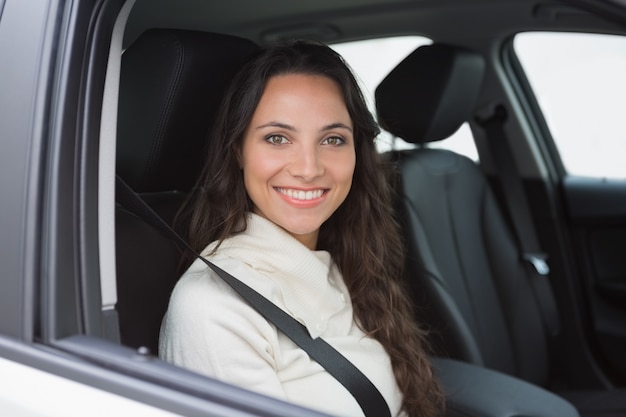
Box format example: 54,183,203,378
288,143,324,181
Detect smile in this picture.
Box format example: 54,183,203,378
275,187,326,201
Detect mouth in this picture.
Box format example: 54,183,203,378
274,187,327,201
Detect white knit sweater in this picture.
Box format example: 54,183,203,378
159,213,404,417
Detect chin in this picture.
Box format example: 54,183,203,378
283,224,320,237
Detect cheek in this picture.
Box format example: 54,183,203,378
331,154,357,200
242,159,264,194
342,164,356,187
338,151,357,184
244,152,279,178
241,149,258,194
241,149,281,198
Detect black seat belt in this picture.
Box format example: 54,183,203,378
115,176,391,417
476,105,560,337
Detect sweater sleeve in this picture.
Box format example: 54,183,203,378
159,267,287,400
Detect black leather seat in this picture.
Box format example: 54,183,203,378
115,29,259,353
375,43,626,417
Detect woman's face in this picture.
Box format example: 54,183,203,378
240,73,356,249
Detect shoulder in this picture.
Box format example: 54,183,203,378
159,258,285,383
167,257,246,318
164,256,279,337
160,256,281,359
165,261,220,313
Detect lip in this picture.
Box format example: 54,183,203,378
274,186,329,208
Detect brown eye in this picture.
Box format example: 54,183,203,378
266,135,289,145
322,136,346,146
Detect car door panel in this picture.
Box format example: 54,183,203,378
563,176,626,380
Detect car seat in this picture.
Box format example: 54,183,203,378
115,28,259,353
375,43,626,417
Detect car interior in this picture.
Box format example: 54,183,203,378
115,28,261,352
88,0,626,416
374,41,625,415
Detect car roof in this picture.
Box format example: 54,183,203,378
124,0,626,50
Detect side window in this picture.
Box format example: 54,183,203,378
514,32,626,179
331,37,479,161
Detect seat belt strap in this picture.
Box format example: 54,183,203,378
477,105,560,337
115,176,391,417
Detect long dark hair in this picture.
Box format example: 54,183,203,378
179,41,443,417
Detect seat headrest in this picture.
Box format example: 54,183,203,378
116,29,259,193
375,43,485,144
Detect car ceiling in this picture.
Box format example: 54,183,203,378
123,0,625,50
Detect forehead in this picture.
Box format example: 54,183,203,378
254,74,350,119
263,73,342,96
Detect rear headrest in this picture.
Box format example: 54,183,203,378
375,43,485,144
116,29,259,193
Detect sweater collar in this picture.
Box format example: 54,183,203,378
204,213,348,338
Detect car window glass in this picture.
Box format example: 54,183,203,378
331,37,479,160
514,32,626,179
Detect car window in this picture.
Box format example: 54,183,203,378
514,32,626,179
331,37,479,160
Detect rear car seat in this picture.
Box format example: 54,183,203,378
115,28,259,353
375,43,626,417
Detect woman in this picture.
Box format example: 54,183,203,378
159,41,443,417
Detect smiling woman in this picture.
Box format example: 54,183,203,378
159,41,444,417
241,73,356,249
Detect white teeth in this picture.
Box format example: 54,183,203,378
277,188,324,200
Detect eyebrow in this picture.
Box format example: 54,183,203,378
323,122,353,133
256,121,353,133
256,122,296,131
